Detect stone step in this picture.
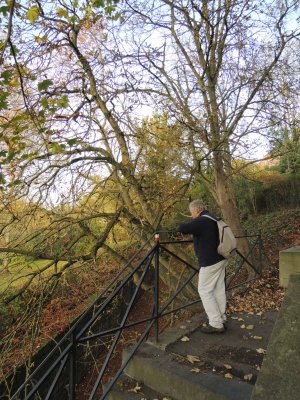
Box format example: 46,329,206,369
107,311,278,400
122,342,253,400
166,311,278,385
108,374,174,400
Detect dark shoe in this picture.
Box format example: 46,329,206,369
201,324,225,334
203,319,227,330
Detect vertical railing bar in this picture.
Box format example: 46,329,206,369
154,240,160,343
258,230,263,272
88,248,156,400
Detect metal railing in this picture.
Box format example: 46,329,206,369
10,232,262,400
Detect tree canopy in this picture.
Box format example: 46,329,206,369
0,0,300,293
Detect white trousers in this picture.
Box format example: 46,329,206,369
198,259,228,329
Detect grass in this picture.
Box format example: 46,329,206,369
0,257,68,295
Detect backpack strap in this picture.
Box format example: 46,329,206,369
202,214,218,222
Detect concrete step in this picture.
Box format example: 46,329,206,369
108,311,277,400
166,311,278,387
122,342,253,400
108,374,174,400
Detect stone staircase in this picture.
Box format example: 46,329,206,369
108,311,278,400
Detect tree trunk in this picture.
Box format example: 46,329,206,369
213,158,256,278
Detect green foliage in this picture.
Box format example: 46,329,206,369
57,94,69,108
49,142,66,154
256,175,300,213
279,142,300,174
234,176,264,219
1,70,13,85
0,5,10,17
0,91,9,110
37,79,53,91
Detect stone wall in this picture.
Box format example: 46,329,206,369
251,274,300,399
279,245,300,288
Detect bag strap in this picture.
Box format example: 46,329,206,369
202,214,218,222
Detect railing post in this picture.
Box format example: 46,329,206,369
69,331,76,400
154,234,160,343
258,230,263,273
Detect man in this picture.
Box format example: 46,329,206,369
177,199,227,333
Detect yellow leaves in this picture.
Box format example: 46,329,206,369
191,367,201,373
56,8,68,18
225,373,233,379
26,6,39,24
224,364,232,370
8,77,19,87
34,35,48,44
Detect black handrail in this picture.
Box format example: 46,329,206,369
10,232,262,400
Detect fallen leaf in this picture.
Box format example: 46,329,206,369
187,355,201,364
225,373,233,379
231,316,239,320
240,324,246,329
238,318,244,321
128,383,141,393
180,325,187,329
246,325,254,330
253,335,263,340
244,373,253,381
224,364,232,370
191,367,201,373
256,348,267,354
181,336,190,342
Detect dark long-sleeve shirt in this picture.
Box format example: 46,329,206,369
177,210,224,268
